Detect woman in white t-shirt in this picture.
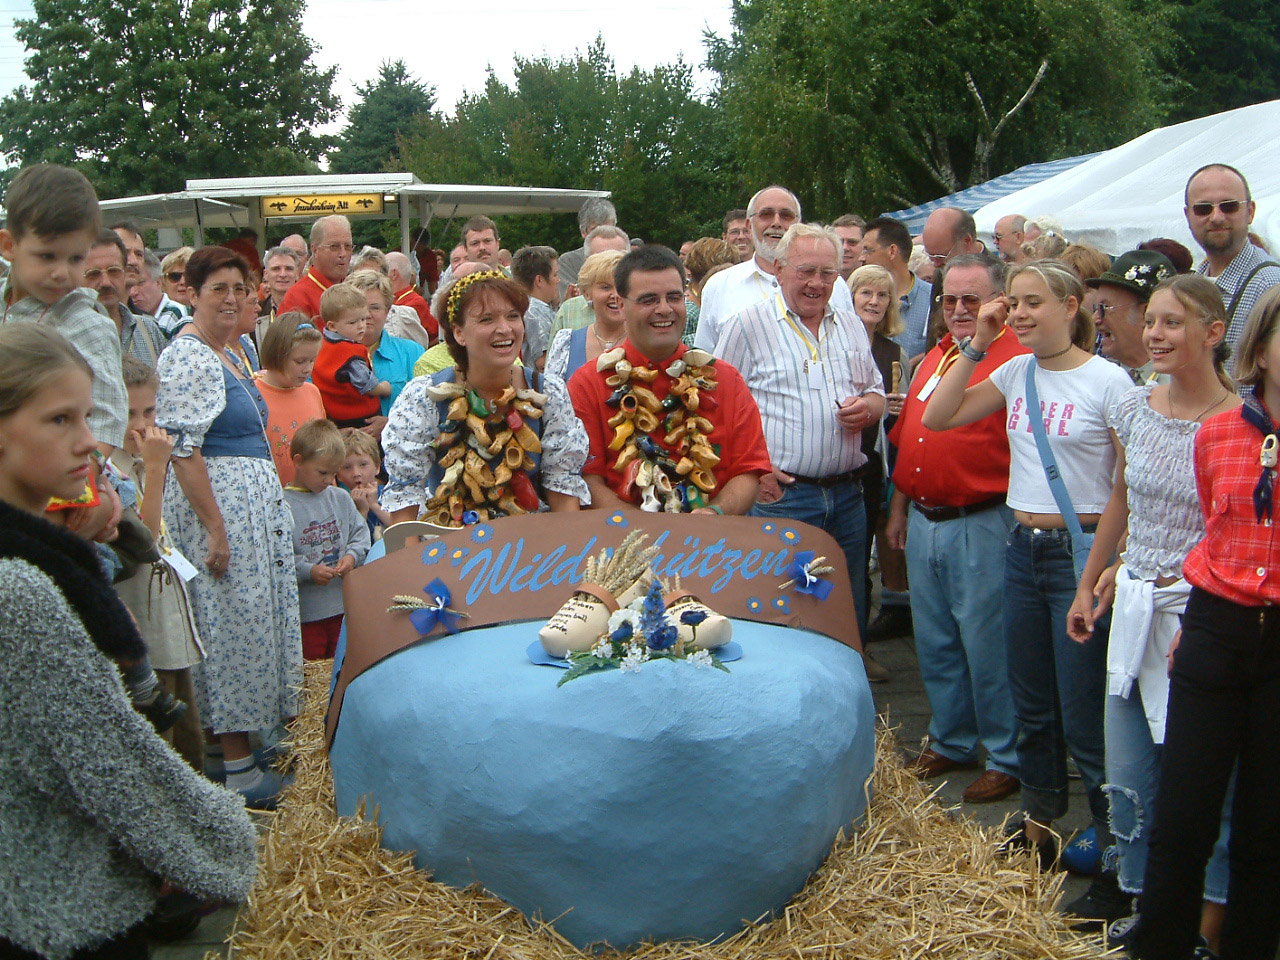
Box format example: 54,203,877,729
922,259,1133,875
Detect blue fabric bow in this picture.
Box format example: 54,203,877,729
784,551,834,601
409,578,464,635
1241,387,1276,524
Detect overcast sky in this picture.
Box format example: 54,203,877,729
1,0,735,135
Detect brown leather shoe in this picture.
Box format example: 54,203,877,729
962,770,1021,803
903,748,978,779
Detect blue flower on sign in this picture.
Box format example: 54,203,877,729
761,522,777,534
747,596,763,613
606,512,628,527
680,609,709,627
470,523,494,544
780,527,800,544
422,543,445,566
450,547,469,566
773,595,792,615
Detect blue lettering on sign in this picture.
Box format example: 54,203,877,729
445,530,797,604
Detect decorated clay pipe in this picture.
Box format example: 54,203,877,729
666,592,732,650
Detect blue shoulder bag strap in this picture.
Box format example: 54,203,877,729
1024,361,1091,576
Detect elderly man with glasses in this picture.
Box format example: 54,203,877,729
277,214,354,322
884,252,1028,802
1184,163,1280,378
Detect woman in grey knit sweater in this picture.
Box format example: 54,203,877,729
0,325,259,960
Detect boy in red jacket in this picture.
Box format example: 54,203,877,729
313,283,390,426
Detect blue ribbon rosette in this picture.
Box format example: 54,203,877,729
779,551,834,601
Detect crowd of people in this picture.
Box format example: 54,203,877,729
1,158,1277,960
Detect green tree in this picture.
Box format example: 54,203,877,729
1160,0,1280,123
707,0,1173,217
397,38,740,252
330,59,436,175
0,0,339,199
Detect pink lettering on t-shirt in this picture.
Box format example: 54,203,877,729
1008,396,1023,431
1058,403,1075,436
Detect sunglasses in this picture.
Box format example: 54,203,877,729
166,271,185,283
941,294,984,311
1189,200,1247,218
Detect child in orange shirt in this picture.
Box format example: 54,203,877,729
255,312,325,484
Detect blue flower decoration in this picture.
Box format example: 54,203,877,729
606,512,629,527
773,595,792,615
408,578,465,636
747,596,763,613
470,523,494,544
780,527,800,544
782,550,834,601
761,522,777,534
422,543,445,566
611,621,634,643
680,609,709,626
462,510,480,526
648,623,678,650
449,546,470,566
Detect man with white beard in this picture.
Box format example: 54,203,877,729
694,185,855,351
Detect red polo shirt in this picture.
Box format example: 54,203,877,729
394,286,439,341
568,340,772,504
277,269,335,323
1183,407,1280,606
889,329,1029,508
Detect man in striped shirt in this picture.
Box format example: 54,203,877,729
715,223,885,645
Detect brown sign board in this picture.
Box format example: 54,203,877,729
327,512,860,748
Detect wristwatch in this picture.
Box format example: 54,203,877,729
957,336,987,363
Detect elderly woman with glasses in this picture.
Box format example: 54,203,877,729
156,245,302,811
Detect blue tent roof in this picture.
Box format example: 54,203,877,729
883,153,1100,233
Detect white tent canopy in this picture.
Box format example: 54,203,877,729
96,173,611,252
974,100,1280,256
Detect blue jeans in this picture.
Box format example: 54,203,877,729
1003,524,1109,833
752,480,867,641
1105,687,1232,899
906,505,1019,775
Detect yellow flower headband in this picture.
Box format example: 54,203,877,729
446,270,509,326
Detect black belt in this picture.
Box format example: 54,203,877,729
911,496,1005,523
789,470,858,488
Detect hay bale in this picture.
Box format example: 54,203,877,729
227,662,1109,959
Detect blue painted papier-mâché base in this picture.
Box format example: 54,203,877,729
330,617,875,950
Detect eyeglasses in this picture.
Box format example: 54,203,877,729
751,207,798,223
1091,301,1134,319
928,241,959,265
318,242,355,253
204,282,252,299
992,231,1019,244
628,292,686,308
166,271,185,283
1189,200,1247,218
941,294,985,311
790,265,840,282
83,266,125,283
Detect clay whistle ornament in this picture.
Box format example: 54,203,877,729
666,592,732,650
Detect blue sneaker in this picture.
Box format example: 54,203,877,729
237,767,291,811
1060,824,1103,875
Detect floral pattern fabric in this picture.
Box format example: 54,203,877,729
156,336,303,733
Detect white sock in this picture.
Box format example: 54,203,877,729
224,755,264,791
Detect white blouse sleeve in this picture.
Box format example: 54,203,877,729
155,337,226,457
537,372,591,506
544,328,573,383
381,376,442,514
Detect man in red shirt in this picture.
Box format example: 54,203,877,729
277,215,352,322
385,251,438,345
885,253,1028,803
569,245,770,515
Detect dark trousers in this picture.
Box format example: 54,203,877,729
1133,587,1280,960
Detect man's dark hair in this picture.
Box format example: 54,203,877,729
510,245,557,289
832,214,866,230
1184,163,1252,203
92,228,128,265
462,215,499,241
937,252,1005,294
722,208,748,232
863,217,912,260
108,220,143,242
614,245,685,298
4,164,101,240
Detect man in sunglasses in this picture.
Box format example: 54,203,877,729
884,253,1027,803
1185,164,1280,372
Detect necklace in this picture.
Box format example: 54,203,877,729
1170,386,1228,423
1034,343,1073,362
591,324,623,351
